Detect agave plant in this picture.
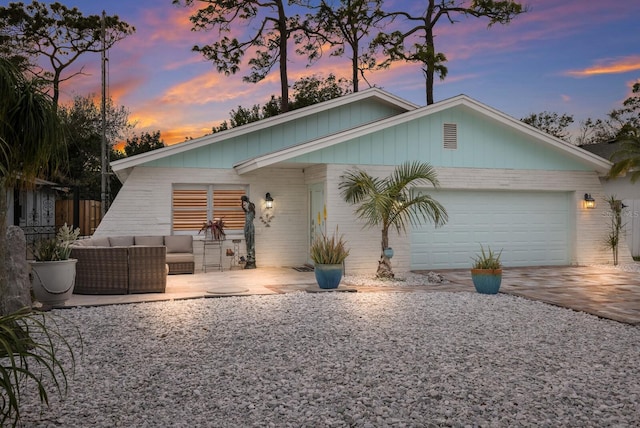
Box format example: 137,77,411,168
0,308,79,427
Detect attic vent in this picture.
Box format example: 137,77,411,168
443,123,458,150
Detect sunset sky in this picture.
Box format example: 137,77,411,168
27,0,640,145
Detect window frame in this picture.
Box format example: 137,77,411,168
172,184,247,236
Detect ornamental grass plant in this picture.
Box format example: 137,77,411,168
310,227,350,265
471,245,503,270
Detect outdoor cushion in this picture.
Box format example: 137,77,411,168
164,235,193,253
165,253,194,263
71,238,91,247
91,236,111,247
109,236,134,247
135,236,165,246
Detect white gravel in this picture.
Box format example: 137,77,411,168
19,291,640,427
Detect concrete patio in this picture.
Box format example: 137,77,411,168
57,265,640,326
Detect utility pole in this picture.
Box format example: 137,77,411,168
100,10,108,217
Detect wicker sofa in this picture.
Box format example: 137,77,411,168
70,235,194,295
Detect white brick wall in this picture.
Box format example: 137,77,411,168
98,164,628,275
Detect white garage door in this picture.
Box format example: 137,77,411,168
411,190,571,269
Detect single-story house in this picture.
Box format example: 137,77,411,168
99,88,630,274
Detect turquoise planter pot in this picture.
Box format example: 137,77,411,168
471,269,502,294
314,264,343,289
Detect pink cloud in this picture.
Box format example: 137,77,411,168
565,55,640,77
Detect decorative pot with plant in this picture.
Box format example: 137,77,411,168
199,218,226,241
470,245,503,294
29,224,80,306
310,227,350,289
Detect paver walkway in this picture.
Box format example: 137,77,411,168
435,266,640,325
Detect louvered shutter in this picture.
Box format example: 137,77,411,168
212,189,246,230
172,189,207,231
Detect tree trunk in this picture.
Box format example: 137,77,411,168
277,0,289,113
376,226,394,278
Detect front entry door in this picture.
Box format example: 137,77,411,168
308,183,324,265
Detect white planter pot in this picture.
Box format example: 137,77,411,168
29,259,77,306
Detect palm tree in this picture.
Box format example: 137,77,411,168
608,126,640,183
0,58,72,427
339,161,448,278
0,56,66,315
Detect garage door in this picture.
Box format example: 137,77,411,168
411,190,571,269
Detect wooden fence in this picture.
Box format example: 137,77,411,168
55,199,102,236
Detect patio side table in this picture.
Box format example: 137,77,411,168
203,239,224,272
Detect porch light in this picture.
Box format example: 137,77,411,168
584,193,596,209
265,192,274,209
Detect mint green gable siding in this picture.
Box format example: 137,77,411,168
144,99,406,169
289,106,593,171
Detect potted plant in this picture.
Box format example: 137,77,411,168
310,227,350,289
29,224,80,306
470,245,503,294
199,218,226,241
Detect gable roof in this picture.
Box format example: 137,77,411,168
111,88,419,182
234,94,613,175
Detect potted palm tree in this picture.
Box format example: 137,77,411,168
310,227,350,289
470,245,503,294
340,161,448,279
29,224,80,306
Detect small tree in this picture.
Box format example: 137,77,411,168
339,161,448,278
605,196,626,266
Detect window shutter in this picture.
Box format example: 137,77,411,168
443,123,458,150
172,189,207,231
213,189,246,230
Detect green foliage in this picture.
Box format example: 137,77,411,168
340,161,448,278
58,94,134,200
33,223,80,262
373,1,526,104
604,196,625,266
306,0,386,92
521,111,574,140
0,1,135,107
174,0,313,112
123,131,165,157
310,228,350,265
0,57,65,189
0,308,79,427
212,75,349,133
471,245,503,270
608,127,640,183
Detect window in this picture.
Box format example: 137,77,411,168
172,185,246,234
443,123,458,150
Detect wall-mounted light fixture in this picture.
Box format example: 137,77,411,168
260,193,275,226
584,193,596,209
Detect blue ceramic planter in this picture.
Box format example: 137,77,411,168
471,269,502,294
314,264,343,289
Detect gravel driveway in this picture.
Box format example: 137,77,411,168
20,292,640,427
